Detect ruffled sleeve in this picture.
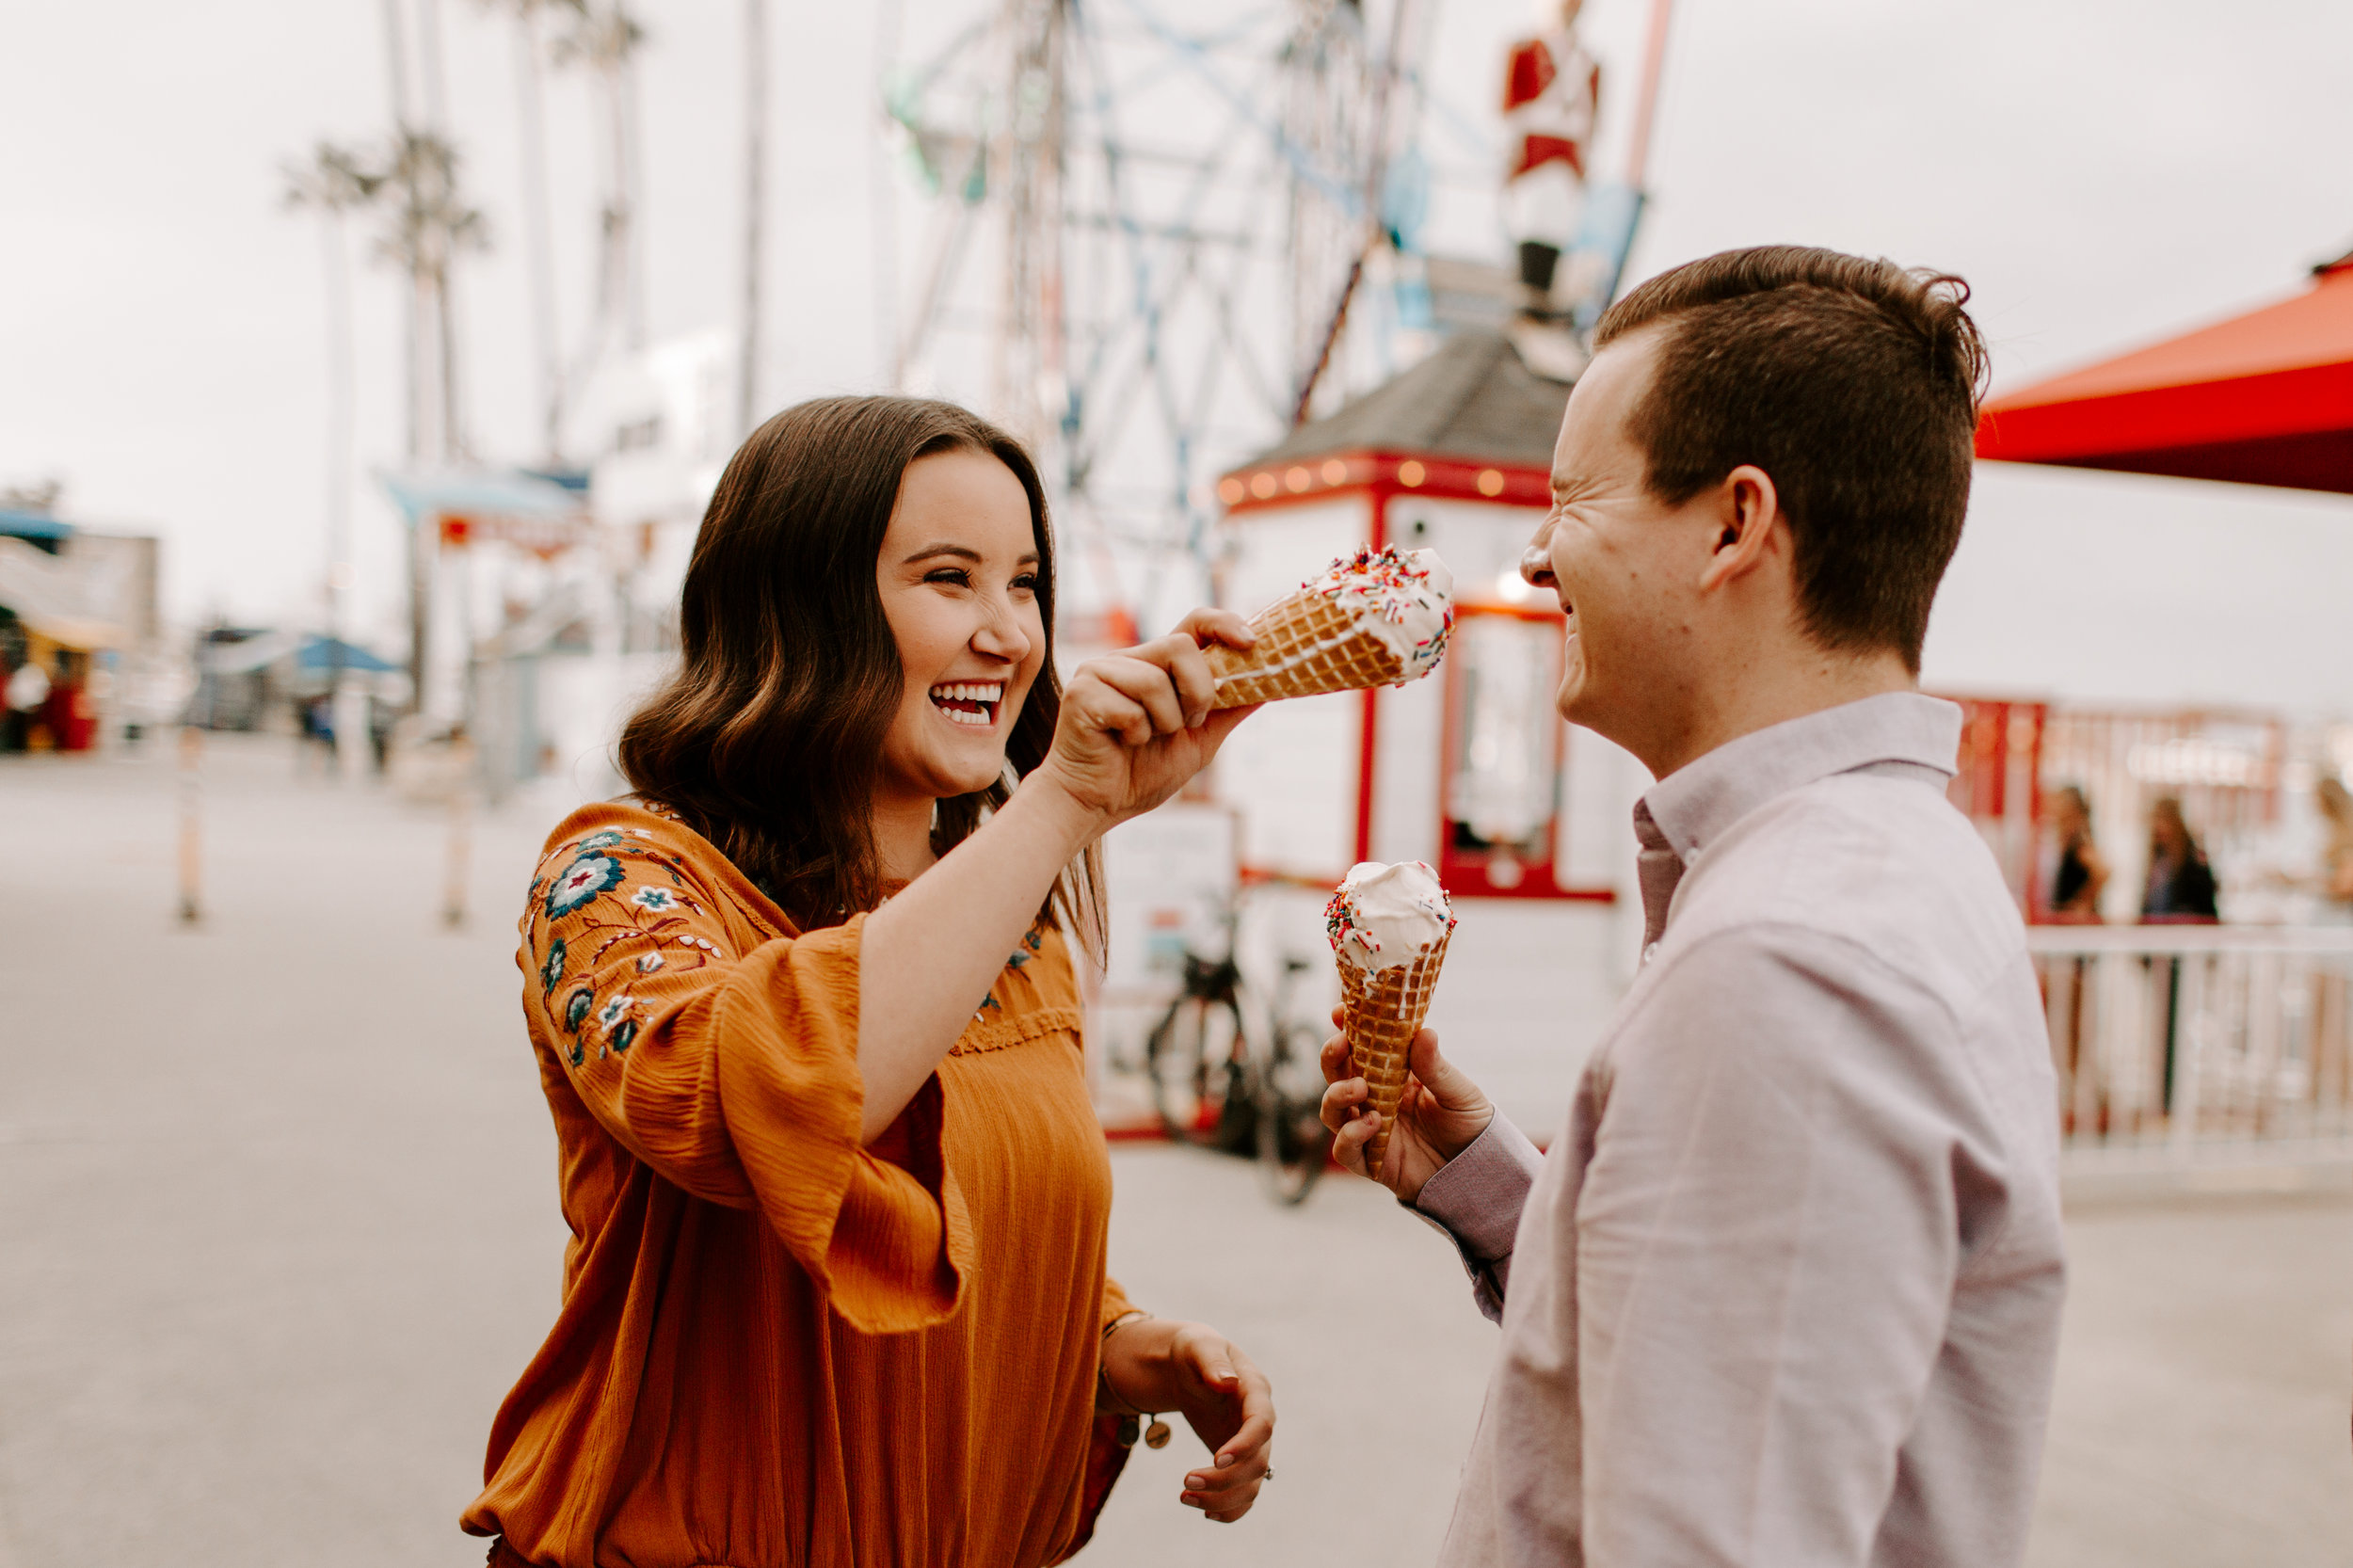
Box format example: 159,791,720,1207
523,814,969,1334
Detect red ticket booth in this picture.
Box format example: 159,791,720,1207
1209,330,1618,902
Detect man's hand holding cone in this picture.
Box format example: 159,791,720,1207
1321,860,1489,1200
1319,1022,1495,1202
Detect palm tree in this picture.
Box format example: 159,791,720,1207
370,0,482,463
281,142,383,584
741,0,767,439
376,129,489,464
553,1,649,399
480,0,584,463
282,141,384,753
349,124,488,710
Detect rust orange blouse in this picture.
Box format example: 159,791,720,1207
462,802,1135,1567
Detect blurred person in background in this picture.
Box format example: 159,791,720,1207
2038,783,2107,1128
463,396,1275,1568
296,691,337,775
2044,782,2108,922
2305,776,2353,1120
5,649,48,751
2138,795,2217,1116
2139,795,2217,922
1320,248,2065,1567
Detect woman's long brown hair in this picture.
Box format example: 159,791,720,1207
617,394,1103,952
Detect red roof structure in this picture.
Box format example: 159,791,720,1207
1974,249,2353,496
1217,330,1570,515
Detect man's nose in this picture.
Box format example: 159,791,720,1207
1520,539,1555,585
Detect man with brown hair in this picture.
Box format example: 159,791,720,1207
1321,246,2066,1566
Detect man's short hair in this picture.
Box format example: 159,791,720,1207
1594,246,1989,673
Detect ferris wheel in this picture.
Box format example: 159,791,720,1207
876,0,1445,618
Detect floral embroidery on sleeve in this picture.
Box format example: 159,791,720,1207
530,826,725,1069
560,979,598,1064
593,994,643,1056
548,856,625,919
538,938,568,997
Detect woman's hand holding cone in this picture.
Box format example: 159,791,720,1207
1032,608,1260,827
1319,1017,1496,1203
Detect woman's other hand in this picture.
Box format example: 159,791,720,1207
1036,609,1258,825
1320,1020,1494,1203
1099,1317,1274,1523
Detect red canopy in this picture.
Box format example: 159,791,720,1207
1974,252,2353,495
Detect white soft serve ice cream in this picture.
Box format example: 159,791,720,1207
1304,547,1455,680
1325,860,1456,971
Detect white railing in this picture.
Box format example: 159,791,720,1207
2029,926,2353,1171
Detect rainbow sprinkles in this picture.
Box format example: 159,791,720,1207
1306,546,1456,685
1325,858,1458,971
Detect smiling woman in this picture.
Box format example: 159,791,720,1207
613,402,1066,933
462,395,1276,1568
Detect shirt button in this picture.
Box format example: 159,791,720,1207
1641,941,1659,966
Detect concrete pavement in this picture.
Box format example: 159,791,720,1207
2,734,2347,1565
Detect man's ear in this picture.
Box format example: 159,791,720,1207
1696,464,1782,594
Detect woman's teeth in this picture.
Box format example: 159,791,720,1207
929,681,1003,728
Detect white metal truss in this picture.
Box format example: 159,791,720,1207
881,0,1435,613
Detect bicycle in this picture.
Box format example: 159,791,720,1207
1141,919,1334,1206
1252,954,1336,1205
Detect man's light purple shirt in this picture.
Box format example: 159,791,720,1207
1415,691,2066,1567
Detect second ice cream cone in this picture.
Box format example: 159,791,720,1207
1326,859,1457,1179
1338,932,1451,1176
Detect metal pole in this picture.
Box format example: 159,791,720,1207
176,724,203,924
443,732,474,928
2169,952,2208,1157
1622,0,1677,189
740,0,767,438
323,206,371,784
871,0,904,388
1288,0,1417,425
516,1,566,463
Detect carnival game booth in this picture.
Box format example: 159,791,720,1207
1204,331,1644,1133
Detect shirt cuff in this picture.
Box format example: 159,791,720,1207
1411,1112,1543,1265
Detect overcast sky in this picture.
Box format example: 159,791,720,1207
6,0,2352,709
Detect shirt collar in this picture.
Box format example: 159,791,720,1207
1639,691,1962,866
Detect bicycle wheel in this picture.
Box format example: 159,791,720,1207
1256,1021,1335,1205
1144,992,1253,1149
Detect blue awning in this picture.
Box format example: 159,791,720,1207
0,508,72,541
202,632,402,675
295,636,401,673
381,468,585,523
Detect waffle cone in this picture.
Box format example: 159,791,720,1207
1207,587,1411,709
1337,930,1450,1176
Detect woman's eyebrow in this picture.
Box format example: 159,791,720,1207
903,543,983,565
903,544,1043,568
